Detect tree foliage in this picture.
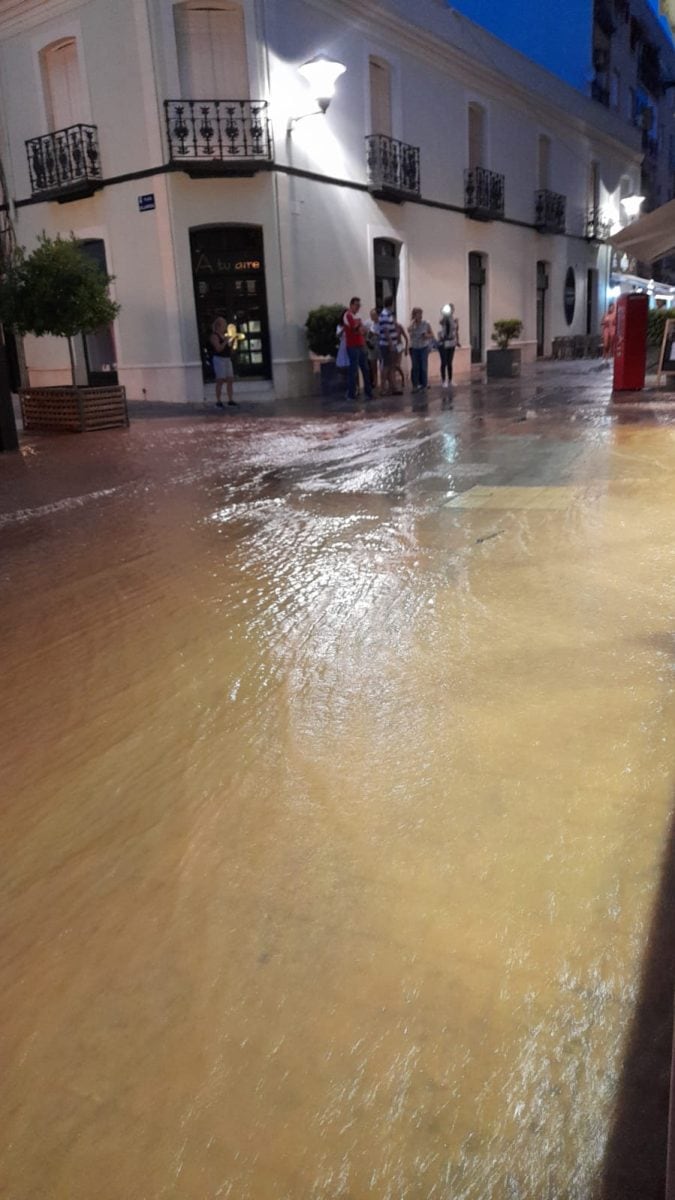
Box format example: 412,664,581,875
0,233,119,339
305,304,346,357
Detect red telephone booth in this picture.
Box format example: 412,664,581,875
613,292,649,392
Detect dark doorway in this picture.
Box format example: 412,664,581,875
189,225,271,381
373,238,400,311
587,268,598,335
469,252,486,363
536,260,549,357
80,239,118,386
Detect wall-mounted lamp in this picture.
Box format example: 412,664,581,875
288,54,346,132
621,193,645,219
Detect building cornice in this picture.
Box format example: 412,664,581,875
0,0,84,38
304,0,642,165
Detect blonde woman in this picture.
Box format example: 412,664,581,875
210,316,238,407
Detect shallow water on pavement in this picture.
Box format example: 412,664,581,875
1,389,675,1199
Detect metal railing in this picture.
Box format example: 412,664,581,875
26,124,101,198
464,167,505,220
534,189,566,234
165,100,272,165
586,206,612,241
365,134,421,198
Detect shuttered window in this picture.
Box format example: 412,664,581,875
174,3,249,98
468,103,485,170
369,57,392,136
41,39,83,130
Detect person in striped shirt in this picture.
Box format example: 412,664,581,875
378,297,402,395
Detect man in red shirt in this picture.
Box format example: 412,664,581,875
343,296,373,400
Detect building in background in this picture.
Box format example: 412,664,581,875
0,0,646,401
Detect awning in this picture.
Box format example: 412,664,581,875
610,198,675,261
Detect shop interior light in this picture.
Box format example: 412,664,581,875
288,54,346,131
620,194,645,219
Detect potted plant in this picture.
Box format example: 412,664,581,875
487,318,523,378
0,233,127,432
305,303,346,395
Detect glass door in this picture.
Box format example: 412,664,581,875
536,261,548,357
190,225,271,381
469,252,485,364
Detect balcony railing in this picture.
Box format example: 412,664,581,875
534,189,566,234
26,124,102,200
464,167,505,220
165,100,272,173
586,206,612,241
365,134,421,200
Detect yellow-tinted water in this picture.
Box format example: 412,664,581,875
1,400,674,1198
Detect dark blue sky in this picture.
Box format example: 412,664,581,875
448,0,673,91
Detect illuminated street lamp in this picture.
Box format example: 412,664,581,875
621,194,645,220
288,54,346,131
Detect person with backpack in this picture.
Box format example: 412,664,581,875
437,303,460,388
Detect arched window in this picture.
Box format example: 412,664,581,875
468,102,485,170
174,2,249,98
40,38,83,130
369,57,392,137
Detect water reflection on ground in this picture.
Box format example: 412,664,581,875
1,380,674,1199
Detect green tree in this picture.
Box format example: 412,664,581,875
0,234,120,384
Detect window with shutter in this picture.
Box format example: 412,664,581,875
369,57,392,137
174,3,249,98
41,39,83,130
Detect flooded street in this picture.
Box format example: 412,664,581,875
1,379,675,1199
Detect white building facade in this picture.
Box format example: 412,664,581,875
0,0,644,400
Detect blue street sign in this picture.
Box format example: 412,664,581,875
138,193,155,212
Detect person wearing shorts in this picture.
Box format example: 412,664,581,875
379,297,402,394
210,317,237,408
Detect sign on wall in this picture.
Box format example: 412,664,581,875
138,194,156,212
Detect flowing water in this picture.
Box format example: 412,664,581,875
1,385,674,1199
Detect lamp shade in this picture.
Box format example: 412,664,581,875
621,194,646,219
298,54,346,110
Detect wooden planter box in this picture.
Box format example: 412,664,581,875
20,386,129,433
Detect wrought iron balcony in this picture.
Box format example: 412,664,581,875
464,167,505,220
586,206,612,241
26,124,102,201
534,189,566,234
165,100,272,175
365,135,421,201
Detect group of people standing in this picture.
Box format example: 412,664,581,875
339,298,460,401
